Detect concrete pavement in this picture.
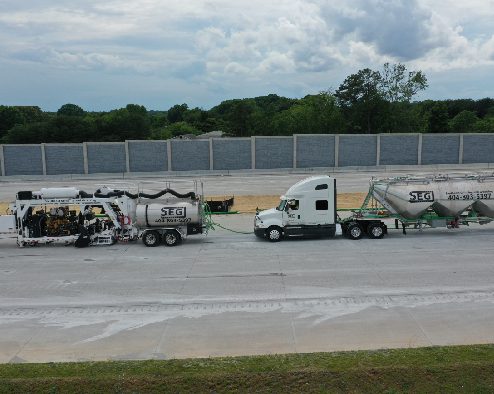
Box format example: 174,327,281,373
1,213,494,362
1,169,494,362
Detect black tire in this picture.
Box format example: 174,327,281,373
367,223,385,239
266,226,283,242
163,230,181,247
143,230,161,247
346,222,363,240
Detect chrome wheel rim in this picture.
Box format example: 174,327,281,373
269,229,280,240
371,226,383,237
350,227,361,238
165,233,177,244
145,233,157,244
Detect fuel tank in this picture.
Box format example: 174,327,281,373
135,201,202,227
371,174,494,219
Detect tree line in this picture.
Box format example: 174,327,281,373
1,63,493,144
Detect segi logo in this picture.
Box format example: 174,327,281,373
160,206,186,218
409,191,434,203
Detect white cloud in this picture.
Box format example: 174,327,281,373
0,0,493,110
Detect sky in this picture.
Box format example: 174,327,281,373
1,0,494,112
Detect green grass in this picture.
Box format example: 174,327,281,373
1,345,494,393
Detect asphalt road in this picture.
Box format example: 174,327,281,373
1,168,494,362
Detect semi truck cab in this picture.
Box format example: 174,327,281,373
254,175,339,241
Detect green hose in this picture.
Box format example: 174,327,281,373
201,203,253,235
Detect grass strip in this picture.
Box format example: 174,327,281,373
1,344,494,393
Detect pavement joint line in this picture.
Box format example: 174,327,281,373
405,308,434,347
278,253,298,353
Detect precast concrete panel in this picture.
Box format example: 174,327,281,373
380,135,419,165
338,135,377,167
171,140,210,171
45,145,85,175
255,137,293,169
296,135,335,168
128,141,168,172
463,134,494,164
422,135,460,165
87,143,126,174
212,139,251,170
3,145,43,176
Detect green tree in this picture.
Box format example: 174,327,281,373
449,110,478,133
271,92,344,135
380,63,428,103
96,105,150,141
167,104,188,124
0,106,25,138
57,103,85,117
149,121,201,140
425,102,450,133
335,68,384,133
474,117,494,133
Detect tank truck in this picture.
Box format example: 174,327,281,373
254,174,494,241
0,182,206,247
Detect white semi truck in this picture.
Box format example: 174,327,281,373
254,174,494,241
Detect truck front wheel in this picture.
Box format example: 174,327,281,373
266,226,283,242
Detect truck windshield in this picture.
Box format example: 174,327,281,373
276,200,287,211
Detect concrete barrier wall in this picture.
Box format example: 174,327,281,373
213,139,251,170
171,140,210,171
2,133,494,176
3,145,43,176
296,135,335,168
45,144,85,175
255,137,293,169
128,141,168,172
339,135,377,167
422,134,460,165
463,134,494,164
87,143,126,174
380,134,419,165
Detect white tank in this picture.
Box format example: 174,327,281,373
135,202,202,227
34,187,80,199
371,174,494,219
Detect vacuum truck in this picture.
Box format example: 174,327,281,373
254,174,494,241
0,183,206,247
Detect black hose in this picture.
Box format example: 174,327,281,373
93,188,196,200
139,189,196,200
79,190,93,198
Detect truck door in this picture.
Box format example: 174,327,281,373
283,199,304,235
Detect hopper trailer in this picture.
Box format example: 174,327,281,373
254,174,494,241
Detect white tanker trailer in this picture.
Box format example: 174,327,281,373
254,173,494,241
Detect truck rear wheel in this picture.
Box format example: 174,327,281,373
163,230,181,247
143,230,161,247
267,226,283,242
367,223,385,239
346,222,363,240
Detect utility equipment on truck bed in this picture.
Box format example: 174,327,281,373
1,182,207,247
